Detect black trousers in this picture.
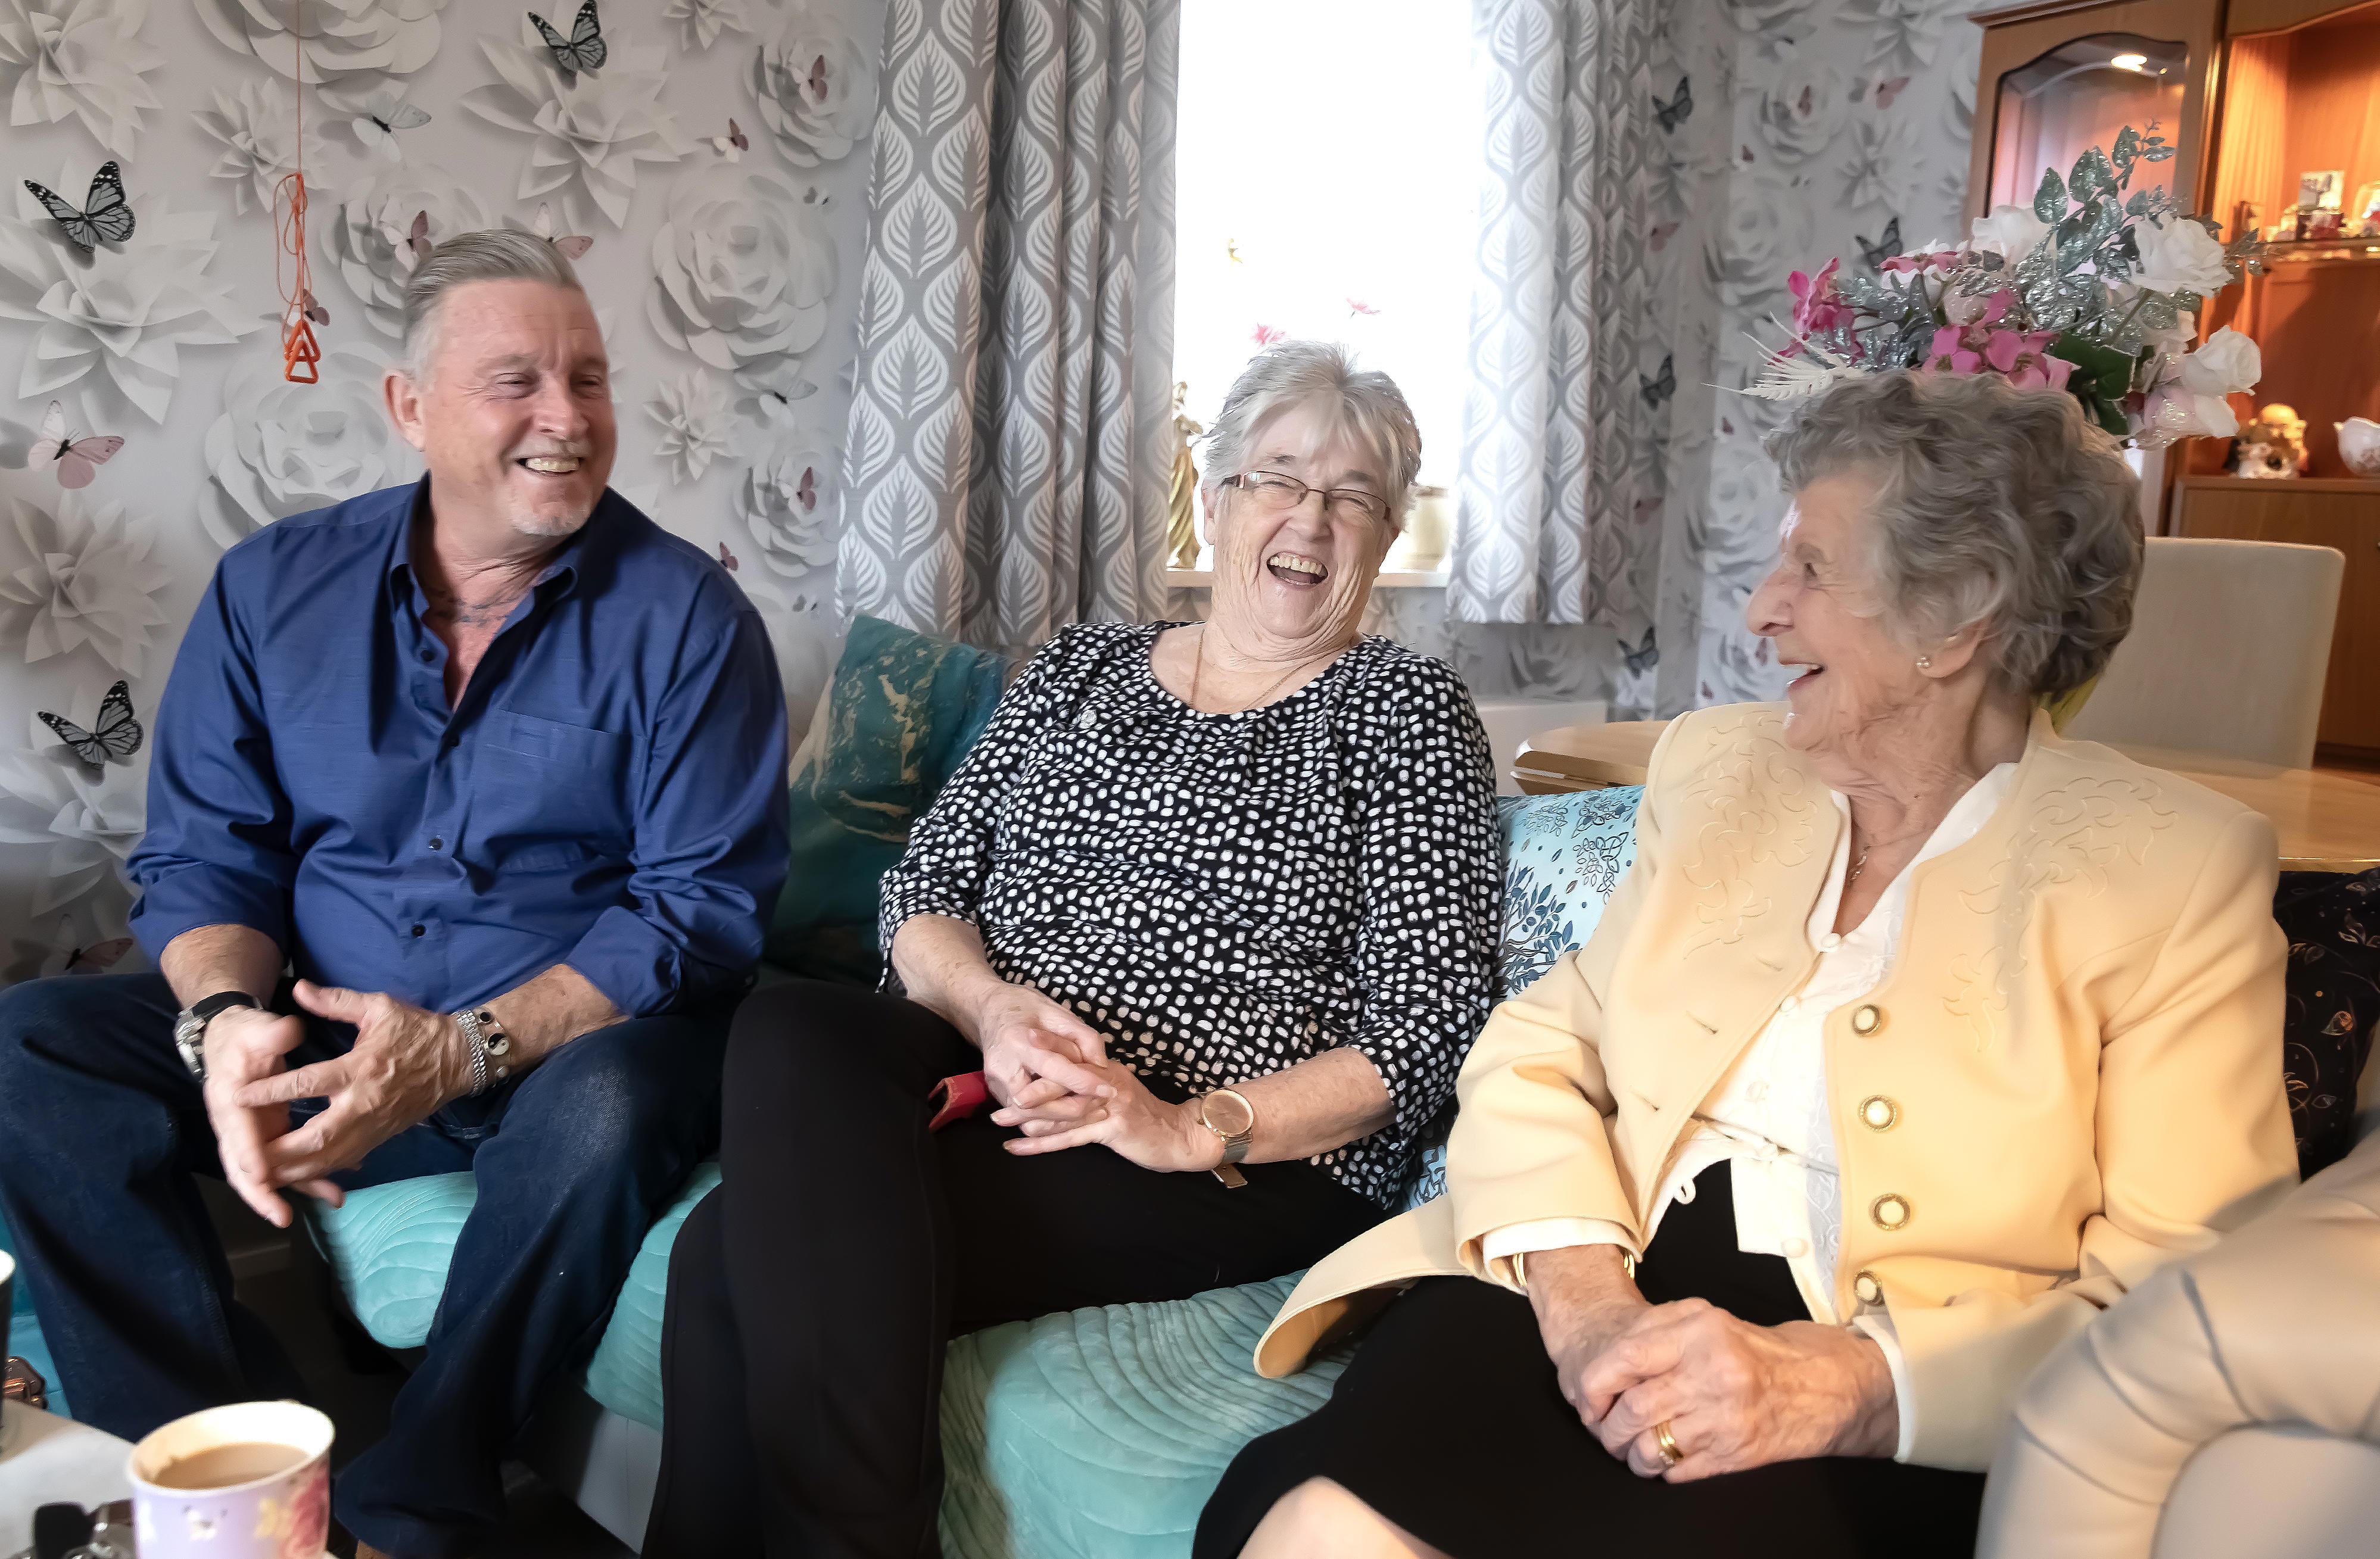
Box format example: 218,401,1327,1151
643,979,1387,1559
1196,1162,1987,1558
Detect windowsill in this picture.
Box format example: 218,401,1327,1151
1164,566,1451,588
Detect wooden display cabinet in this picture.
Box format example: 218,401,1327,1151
1971,0,2380,754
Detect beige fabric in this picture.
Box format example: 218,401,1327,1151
1255,702,2300,1472
1977,1126,2380,1559
2065,537,2342,769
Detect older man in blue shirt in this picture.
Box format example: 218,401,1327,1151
0,231,789,1558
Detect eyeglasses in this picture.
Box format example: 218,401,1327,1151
1222,471,1389,527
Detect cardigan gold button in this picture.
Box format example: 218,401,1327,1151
1870,1193,1912,1231
1853,1270,1885,1307
1851,1004,1885,1037
1859,1095,1899,1131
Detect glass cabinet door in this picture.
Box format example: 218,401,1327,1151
1989,33,2192,208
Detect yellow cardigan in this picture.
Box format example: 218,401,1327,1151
1256,703,2299,1471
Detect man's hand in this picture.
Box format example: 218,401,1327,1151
201,1006,339,1229
1581,1300,1900,1479
233,981,472,1190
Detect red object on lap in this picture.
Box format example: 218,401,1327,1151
928,1071,993,1131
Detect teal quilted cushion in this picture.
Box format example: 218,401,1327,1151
304,1162,721,1430
938,1275,1353,1559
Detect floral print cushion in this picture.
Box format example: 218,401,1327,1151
1493,787,1645,1001
1400,786,1646,1209
2274,868,2380,1179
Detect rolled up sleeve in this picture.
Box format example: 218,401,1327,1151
1338,662,1502,1151
127,562,297,959
565,598,789,1017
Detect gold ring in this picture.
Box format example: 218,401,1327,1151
1654,1419,1684,1467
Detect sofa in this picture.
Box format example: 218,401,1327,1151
280,612,2378,1557
300,752,1649,1555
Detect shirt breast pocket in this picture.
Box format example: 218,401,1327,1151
482,709,634,849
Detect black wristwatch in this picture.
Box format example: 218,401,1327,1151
173,991,260,1080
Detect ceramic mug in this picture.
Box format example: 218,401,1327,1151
127,1401,335,1559
2335,417,2380,478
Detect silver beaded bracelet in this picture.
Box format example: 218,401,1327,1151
450,1006,513,1096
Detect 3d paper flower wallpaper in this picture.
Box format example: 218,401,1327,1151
0,0,883,974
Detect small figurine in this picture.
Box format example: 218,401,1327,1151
2230,403,2309,478
1165,381,1205,571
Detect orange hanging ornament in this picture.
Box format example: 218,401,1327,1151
273,1,320,384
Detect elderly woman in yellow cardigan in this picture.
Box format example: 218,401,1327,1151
1196,370,2299,1559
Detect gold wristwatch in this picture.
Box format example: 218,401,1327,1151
1196,1088,1256,1189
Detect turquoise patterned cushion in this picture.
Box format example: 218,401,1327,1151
303,1162,721,1430
1400,785,1644,1209
938,1274,1354,1559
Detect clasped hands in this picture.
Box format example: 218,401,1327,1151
963,981,1222,1174
1527,1245,1899,1482
201,981,473,1228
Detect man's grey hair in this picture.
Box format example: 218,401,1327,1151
399,228,586,381
1764,369,2141,699
1198,341,1423,527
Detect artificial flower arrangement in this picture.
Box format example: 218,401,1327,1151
1759,126,2267,448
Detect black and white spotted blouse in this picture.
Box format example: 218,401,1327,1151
877,622,1501,1206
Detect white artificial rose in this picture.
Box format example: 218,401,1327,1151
2132,215,2233,298
204,348,421,549
647,164,837,390
750,4,878,167
739,434,841,577
1969,203,2050,259
2178,325,2262,397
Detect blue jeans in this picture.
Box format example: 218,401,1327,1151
0,972,728,1558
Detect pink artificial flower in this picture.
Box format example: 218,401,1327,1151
1983,328,2073,391
1790,258,1848,338
1251,323,1285,346
1926,326,1983,375
1880,254,1928,274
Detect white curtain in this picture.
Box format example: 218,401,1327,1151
1448,0,1662,631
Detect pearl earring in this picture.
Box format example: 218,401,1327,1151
1915,655,1933,671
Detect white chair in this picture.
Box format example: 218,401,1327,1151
2064,537,2342,769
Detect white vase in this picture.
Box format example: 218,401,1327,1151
2337,417,2380,478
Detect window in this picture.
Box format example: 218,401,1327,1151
1173,0,1482,509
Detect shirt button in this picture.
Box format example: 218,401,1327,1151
428,838,444,851
410,924,426,938
1783,1236,1809,1258
1820,933,1843,950
1851,1003,1886,1037
419,648,435,663
1860,1095,1900,1131
444,735,460,749
1853,1270,1886,1307
1870,1193,1912,1231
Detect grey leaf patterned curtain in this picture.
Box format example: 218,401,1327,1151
1449,0,1659,627
837,0,1179,651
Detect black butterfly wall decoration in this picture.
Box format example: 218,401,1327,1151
1638,353,1676,408
1857,216,1904,270
39,681,143,774
23,161,135,252
1620,626,1659,676
530,1,606,76
1653,76,1692,133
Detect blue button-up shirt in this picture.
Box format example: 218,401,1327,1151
129,480,790,1017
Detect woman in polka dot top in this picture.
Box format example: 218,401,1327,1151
644,343,1503,1557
